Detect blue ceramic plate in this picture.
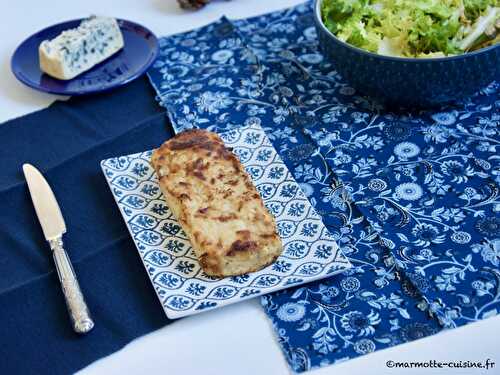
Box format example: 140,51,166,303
11,18,159,95
101,122,351,319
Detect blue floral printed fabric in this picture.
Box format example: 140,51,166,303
147,2,500,372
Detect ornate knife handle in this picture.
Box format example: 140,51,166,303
49,237,94,334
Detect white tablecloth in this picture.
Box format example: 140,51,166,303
2,1,499,374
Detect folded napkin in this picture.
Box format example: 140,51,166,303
147,2,500,372
0,78,175,375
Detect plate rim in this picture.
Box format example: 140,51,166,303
11,17,159,96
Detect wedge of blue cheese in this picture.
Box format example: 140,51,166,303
39,16,124,80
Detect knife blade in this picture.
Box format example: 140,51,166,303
23,164,94,334
23,164,66,240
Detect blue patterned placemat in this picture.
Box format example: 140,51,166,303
147,2,500,372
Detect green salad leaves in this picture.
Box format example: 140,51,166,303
321,0,500,57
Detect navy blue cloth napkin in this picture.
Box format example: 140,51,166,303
0,77,174,375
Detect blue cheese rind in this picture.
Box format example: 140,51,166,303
39,16,124,80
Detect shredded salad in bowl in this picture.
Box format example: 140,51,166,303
321,0,500,57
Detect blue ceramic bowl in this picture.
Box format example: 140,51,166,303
313,0,500,108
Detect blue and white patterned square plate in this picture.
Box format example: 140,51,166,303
101,123,351,318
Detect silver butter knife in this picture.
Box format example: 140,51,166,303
23,164,94,334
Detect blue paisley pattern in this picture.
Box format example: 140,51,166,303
147,2,500,372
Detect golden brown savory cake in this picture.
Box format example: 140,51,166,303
151,129,282,277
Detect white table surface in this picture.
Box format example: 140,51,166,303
2,1,500,374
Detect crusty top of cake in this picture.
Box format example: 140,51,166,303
151,129,281,272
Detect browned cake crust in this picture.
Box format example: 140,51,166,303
151,129,283,277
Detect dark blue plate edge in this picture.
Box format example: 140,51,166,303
10,18,159,96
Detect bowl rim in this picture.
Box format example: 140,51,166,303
314,0,500,63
